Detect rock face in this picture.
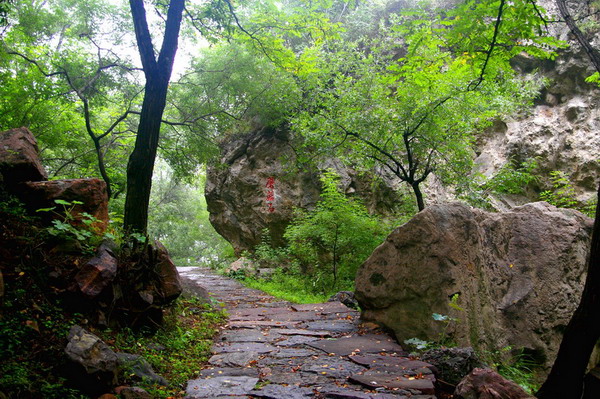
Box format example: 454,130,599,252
0,127,47,185
206,126,407,254
476,44,600,208
355,202,593,368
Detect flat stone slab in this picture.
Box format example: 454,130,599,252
209,351,260,367
307,334,404,356
270,312,323,321
219,329,280,343
271,348,320,358
348,355,431,374
228,320,299,329
229,307,292,318
304,320,358,333
199,367,259,378
185,376,259,398
318,387,418,398
260,366,330,386
212,342,277,354
291,302,353,314
274,328,332,337
275,335,321,347
250,384,313,399
349,373,435,395
301,358,367,378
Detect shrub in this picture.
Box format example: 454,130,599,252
283,169,390,292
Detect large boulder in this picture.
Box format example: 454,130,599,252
0,127,47,186
19,178,109,233
205,126,407,254
355,202,593,369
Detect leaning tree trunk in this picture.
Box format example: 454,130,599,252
123,0,185,233
536,184,600,398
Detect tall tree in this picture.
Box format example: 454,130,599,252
123,0,185,233
536,2,600,397
292,0,556,211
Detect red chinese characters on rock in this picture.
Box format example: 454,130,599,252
265,177,276,213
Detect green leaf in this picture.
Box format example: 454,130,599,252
36,207,56,213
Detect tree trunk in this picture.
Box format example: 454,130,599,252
123,81,169,232
536,184,600,398
411,182,425,212
123,0,185,233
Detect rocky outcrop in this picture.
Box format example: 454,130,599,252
355,202,593,369
65,325,120,392
0,127,47,185
0,127,182,328
476,38,600,208
205,126,408,254
20,178,109,233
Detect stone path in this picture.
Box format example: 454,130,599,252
178,267,438,399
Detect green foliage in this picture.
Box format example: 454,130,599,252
36,199,106,252
540,171,578,209
283,170,390,291
486,346,542,394
289,0,558,210
96,296,226,397
0,0,137,192
0,279,86,398
147,161,234,265
485,158,539,195
539,171,597,217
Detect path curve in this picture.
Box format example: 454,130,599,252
178,266,438,399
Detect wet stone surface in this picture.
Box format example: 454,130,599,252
178,267,439,398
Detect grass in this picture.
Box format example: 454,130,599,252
95,295,227,398
243,275,330,304
496,352,542,395
231,267,353,304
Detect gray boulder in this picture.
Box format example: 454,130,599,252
355,202,593,369
65,325,119,386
